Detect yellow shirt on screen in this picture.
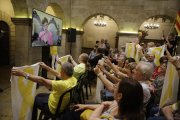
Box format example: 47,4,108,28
48,76,77,114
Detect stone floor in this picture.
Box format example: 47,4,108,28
0,66,97,120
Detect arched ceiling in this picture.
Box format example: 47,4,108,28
11,0,28,17
0,0,14,17
8,0,180,32
48,3,64,20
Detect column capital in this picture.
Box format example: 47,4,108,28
11,18,31,26
62,29,84,35
76,30,84,35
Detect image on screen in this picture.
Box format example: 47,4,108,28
31,8,62,47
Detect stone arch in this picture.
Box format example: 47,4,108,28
27,0,65,17
81,13,119,30
0,10,15,65
11,0,28,17
0,0,14,17
146,15,174,23
47,3,65,20
139,14,175,39
42,2,66,57
138,14,175,29
82,12,119,48
25,0,65,27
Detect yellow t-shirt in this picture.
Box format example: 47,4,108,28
48,76,77,114
73,63,86,79
50,46,58,55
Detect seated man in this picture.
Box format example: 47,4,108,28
69,53,89,79
11,62,77,120
42,53,89,80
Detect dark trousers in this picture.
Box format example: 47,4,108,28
32,93,50,120
61,109,82,120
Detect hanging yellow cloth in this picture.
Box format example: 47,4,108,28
50,46,58,55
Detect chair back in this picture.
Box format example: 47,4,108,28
72,72,88,103
55,86,76,115
76,71,88,89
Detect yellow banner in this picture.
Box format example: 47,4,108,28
160,62,179,107
56,55,70,72
11,63,40,120
125,43,136,58
148,45,165,66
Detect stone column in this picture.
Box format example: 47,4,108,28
11,18,42,66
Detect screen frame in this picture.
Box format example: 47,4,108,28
31,8,63,47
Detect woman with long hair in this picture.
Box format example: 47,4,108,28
74,77,144,120
89,77,144,120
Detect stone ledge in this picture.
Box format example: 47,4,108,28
11,18,31,26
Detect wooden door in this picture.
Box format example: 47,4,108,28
0,21,10,66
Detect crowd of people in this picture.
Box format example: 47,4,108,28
11,34,180,120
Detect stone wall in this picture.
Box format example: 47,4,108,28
2,0,180,66
12,0,180,31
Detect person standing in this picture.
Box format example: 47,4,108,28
104,40,110,56
164,33,177,56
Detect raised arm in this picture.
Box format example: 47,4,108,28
39,62,61,79
94,66,114,93
74,104,100,112
104,58,128,78
169,56,180,77
166,46,180,76
165,38,173,48
69,55,78,67
162,105,174,120
88,102,112,120
11,68,52,89
99,65,121,83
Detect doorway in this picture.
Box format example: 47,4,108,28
0,21,10,66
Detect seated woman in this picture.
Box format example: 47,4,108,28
151,56,168,80
161,56,180,120
96,61,153,105
101,57,136,82
148,54,180,120
113,57,136,74
75,77,144,120
149,56,168,104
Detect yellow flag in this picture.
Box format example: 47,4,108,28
125,43,136,58
160,62,179,108
56,55,70,72
148,45,165,66
11,63,40,120
135,44,141,62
